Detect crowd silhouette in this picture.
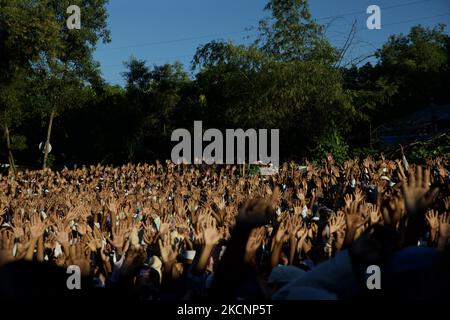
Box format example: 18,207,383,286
0,154,449,300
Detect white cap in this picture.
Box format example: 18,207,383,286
182,250,196,260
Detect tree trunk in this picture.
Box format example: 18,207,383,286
42,109,56,170
4,124,17,176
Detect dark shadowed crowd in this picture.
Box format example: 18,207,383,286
0,153,449,300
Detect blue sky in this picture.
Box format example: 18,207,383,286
93,0,450,86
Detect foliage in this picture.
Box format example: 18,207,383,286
1,1,449,168
406,132,450,163
375,24,450,113
316,128,349,165
10,134,27,152
247,164,261,176
256,0,338,64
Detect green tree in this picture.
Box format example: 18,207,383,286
30,63,92,168
123,58,152,92
121,58,190,161
316,127,349,164
0,70,27,173
0,0,60,173
343,24,450,150
193,40,355,158
121,57,154,161
32,0,110,169
150,62,189,135
376,24,450,113
256,0,337,64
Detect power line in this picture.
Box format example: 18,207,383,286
327,12,450,43
336,12,450,66
99,33,259,69
100,53,195,68
96,0,434,53
317,0,433,20
356,12,450,32
97,30,252,52
100,7,450,80
103,11,449,66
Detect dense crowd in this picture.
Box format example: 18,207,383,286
0,153,449,300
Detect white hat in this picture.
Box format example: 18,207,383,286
182,250,196,260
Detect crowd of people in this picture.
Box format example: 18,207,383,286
0,153,449,300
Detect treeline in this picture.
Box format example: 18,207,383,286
1,0,450,171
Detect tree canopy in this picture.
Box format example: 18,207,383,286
1,1,449,169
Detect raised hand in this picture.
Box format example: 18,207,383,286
77,205,91,221
439,213,450,239
296,190,306,204
15,233,32,259
353,188,365,203
106,197,119,214
289,215,303,236
344,194,353,208
382,196,404,227
236,198,275,229
11,215,25,239
443,197,450,211
69,242,91,276
246,227,265,253
85,232,102,252
395,159,407,182
0,204,6,217
270,218,290,269
212,195,226,211
335,229,346,251
108,221,131,251
269,187,282,208
174,215,190,237
368,204,382,225
329,211,346,234
143,221,157,245
76,221,91,236
274,219,290,244
158,233,179,264
295,225,308,253
128,219,142,248
362,157,372,169
201,215,222,246
425,209,440,231
65,205,80,223
402,166,438,216
283,215,301,263
345,201,369,245
53,221,71,247
0,230,14,266
28,214,46,239
346,201,369,229
159,215,171,235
